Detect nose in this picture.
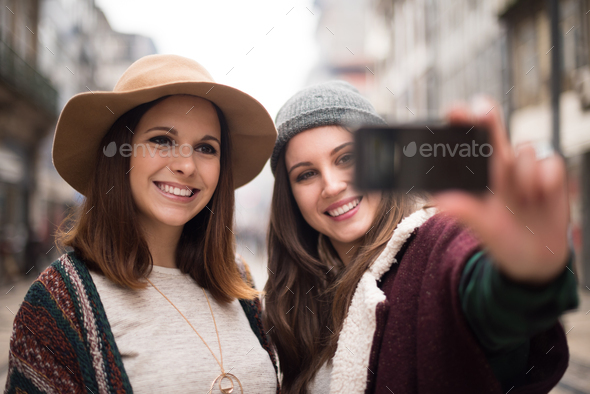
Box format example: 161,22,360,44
321,168,348,199
167,151,197,177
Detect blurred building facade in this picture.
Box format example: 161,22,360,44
0,0,58,283
0,0,156,284
310,0,590,288
309,0,381,95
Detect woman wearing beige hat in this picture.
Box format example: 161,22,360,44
5,55,279,393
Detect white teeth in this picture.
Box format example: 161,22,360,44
157,183,192,197
328,198,360,217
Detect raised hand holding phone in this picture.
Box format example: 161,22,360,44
433,98,571,286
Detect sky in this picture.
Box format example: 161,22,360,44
95,0,320,119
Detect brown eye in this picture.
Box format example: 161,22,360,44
296,170,315,182
149,136,172,147
195,144,217,155
338,153,354,164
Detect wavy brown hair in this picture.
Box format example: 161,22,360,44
263,149,428,393
56,95,257,303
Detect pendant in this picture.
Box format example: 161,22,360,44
210,372,243,394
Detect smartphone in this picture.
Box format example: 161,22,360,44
354,122,490,193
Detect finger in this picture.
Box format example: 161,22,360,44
513,143,540,205
537,156,570,261
472,99,515,195
446,104,474,125
446,99,513,195
473,98,513,164
538,154,568,203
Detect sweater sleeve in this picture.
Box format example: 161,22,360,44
459,250,579,386
5,278,91,393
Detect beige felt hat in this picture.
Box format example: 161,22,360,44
52,54,277,195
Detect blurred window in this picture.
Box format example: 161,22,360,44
515,16,540,107
561,0,582,90
1,0,14,45
12,0,37,63
424,0,436,46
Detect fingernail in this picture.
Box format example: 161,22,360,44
471,95,493,118
532,140,555,160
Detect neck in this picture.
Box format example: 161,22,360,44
140,218,183,269
329,237,361,266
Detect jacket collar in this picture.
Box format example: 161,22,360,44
329,207,438,394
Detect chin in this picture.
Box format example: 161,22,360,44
326,228,365,245
157,216,192,228
150,208,197,228
322,218,367,240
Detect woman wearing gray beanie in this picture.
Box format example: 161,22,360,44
263,80,577,394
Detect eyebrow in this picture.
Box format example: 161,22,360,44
287,142,354,175
145,126,220,145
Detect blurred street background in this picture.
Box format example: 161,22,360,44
1,0,589,392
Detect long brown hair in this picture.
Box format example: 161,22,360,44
56,95,257,303
263,149,428,393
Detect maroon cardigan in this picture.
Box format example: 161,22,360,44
365,213,568,394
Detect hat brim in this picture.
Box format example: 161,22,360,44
52,81,276,195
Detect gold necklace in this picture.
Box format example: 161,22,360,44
146,278,243,394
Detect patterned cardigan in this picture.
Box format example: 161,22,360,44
4,251,279,394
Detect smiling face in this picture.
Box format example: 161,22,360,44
284,125,381,254
129,95,221,232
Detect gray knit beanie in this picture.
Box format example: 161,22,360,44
270,80,387,174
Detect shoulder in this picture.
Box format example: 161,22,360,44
412,212,481,260
418,211,469,235
389,211,483,293
27,253,75,302
19,251,107,333
39,251,94,295
10,253,86,362
378,210,482,292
